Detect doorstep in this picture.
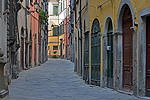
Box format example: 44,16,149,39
0,89,9,98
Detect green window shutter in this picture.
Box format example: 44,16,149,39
53,27,57,36
53,26,59,36
61,3,62,12
53,6,58,15
62,24,64,34
57,26,59,35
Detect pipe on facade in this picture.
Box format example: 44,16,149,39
79,0,82,76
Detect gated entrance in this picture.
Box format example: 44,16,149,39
107,20,113,89
146,16,150,96
122,6,133,92
83,31,89,83
91,19,101,86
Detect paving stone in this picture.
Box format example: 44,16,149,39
1,59,142,100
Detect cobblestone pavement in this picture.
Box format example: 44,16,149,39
1,59,142,100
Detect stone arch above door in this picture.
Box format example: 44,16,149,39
117,0,135,32
104,15,114,34
91,18,101,34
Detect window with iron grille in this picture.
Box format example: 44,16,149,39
53,46,58,50
53,6,58,15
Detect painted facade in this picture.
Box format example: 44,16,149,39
39,0,49,64
71,0,150,98
30,0,39,67
48,0,67,59
18,0,30,71
0,0,48,98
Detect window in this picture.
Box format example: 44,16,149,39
67,7,69,16
53,46,58,50
26,0,29,7
53,26,59,36
30,0,33,3
4,0,7,21
48,46,50,50
61,3,62,12
63,0,64,10
53,6,58,15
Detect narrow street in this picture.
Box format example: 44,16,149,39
2,59,141,100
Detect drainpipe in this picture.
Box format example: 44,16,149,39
79,0,82,76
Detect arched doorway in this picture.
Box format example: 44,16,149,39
29,30,32,67
146,16,150,96
21,27,24,70
107,19,113,89
91,19,101,86
122,5,133,92
83,19,89,83
25,30,28,68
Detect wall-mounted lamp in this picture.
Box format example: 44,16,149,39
34,0,39,12
51,24,54,29
30,0,39,13
97,4,102,9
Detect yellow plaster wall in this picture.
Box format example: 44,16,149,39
48,36,59,56
59,33,65,56
88,0,150,76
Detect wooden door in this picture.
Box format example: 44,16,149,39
91,32,101,86
21,38,24,70
83,32,89,83
122,6,133,92
29,45,32,66
91,19,101,86
60,42,62,57
107,20,113,89
146,16,150,96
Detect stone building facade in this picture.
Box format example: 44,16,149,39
0,0,48,98
0,0,9,97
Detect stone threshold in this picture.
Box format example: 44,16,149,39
117,90,133,95
138,96,150,100
0,89,9,98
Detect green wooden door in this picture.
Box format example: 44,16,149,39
84,31,89,83
107,20,113,89
91,19,101,86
